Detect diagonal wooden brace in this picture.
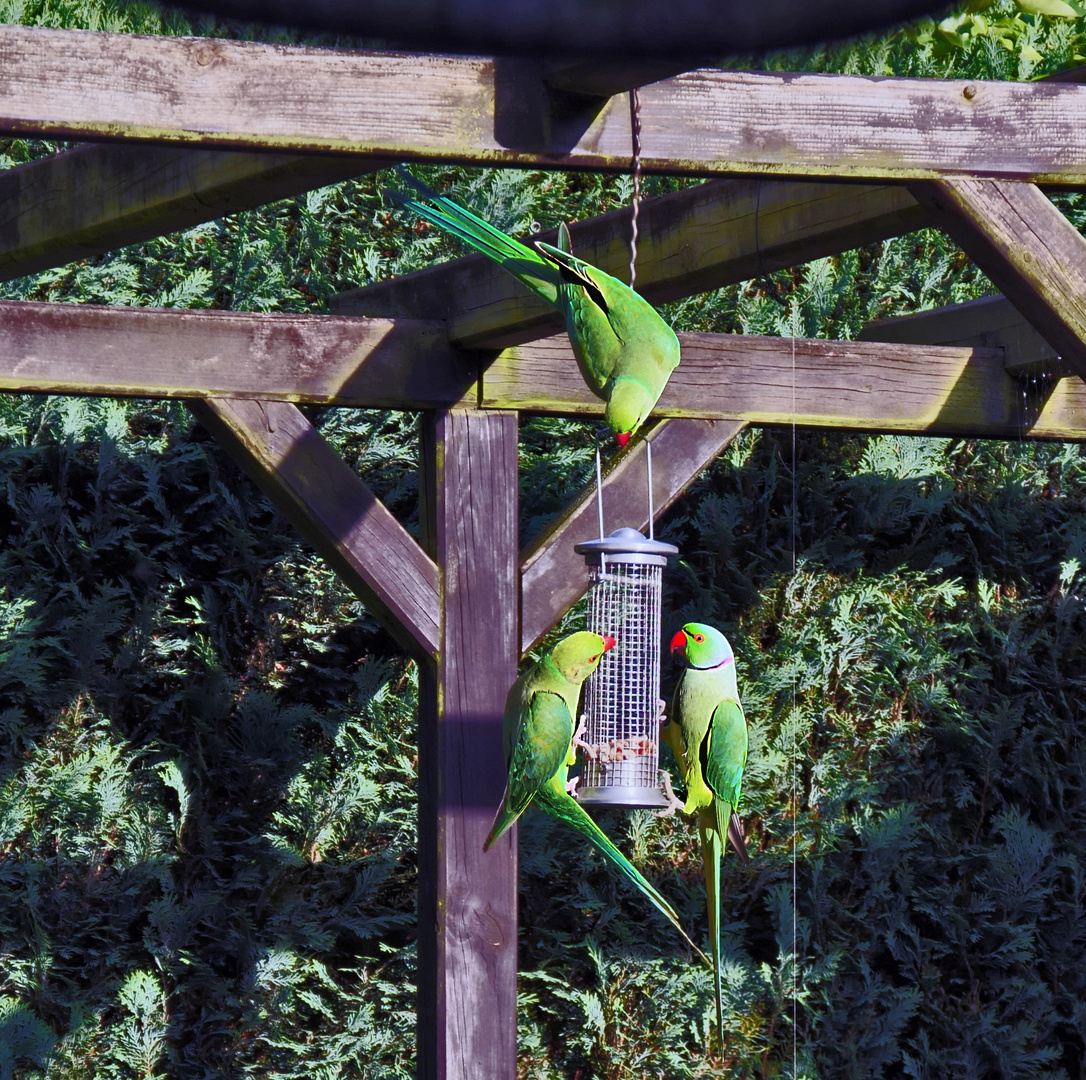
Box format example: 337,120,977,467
910,178,1086,384
190,397,440,658
520,417,747,654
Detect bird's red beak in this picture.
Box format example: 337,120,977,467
615,432,631,448
601,634,617,652
669,628,688,654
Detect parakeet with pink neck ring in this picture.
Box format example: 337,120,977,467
663,622,750,1045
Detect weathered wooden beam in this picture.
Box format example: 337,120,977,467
190,398,440,657
0,143,382,282
7,27,1086,182
417,409,518,1080
0,300,476,406
860,294,1067,378
910,179,1086,383
520,417,747,654
334,180,928,348
486,333,1086,439
3,301,1084,437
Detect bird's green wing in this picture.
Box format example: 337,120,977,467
533,782,710,968
485,689,573,849
705,698,750,866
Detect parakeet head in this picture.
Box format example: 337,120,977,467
607,378,656,448
670,622,733,670
549,631,616,682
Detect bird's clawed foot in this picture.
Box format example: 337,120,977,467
565,774,581,797
656,770,685,818
572,714,598,760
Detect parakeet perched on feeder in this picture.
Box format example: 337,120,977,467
487,631,708,963
663,622,750,1045
387,169,681,446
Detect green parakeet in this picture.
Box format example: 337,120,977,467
387,169,681,446
487,631,707,963
663,622,750,1046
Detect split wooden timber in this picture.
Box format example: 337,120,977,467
0,302,476,406
7,26,1086,181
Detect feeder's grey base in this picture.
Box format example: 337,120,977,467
576,785,670,810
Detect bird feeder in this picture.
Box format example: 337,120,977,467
573,438,677,809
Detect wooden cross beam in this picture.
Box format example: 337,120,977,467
4,300,1081,437
860,294,1065,379
7,26,1086,182
0,143,379,282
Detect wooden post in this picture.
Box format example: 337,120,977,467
418,409,519,1080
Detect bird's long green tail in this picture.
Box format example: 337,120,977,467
700,805,727,1047
387,168,559,305
535,784,710,967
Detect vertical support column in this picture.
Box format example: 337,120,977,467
418,409,519,1080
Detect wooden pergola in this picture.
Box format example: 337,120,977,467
4,23,1086,1079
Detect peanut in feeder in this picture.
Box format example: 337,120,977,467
573,439,677,809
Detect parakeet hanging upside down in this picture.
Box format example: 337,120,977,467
388,169,680,446
664,622,750,1046
487,631,707,964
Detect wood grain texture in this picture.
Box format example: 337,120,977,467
520,417,746,654
0,300,476,406
334,179,927,348
0,143,382,282
4,300,1084,436
418,410,519,1080
486,333,1086,439
860,293,1066,378
6,28,1086,181
910,179,1086,382
190,398,440,656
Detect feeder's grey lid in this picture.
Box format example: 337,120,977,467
575,527,678,566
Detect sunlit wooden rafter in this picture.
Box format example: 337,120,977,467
4,27,1086,181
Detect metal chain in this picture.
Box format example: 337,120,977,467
628,88,642,290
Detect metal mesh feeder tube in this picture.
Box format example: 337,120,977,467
574,527,678,808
